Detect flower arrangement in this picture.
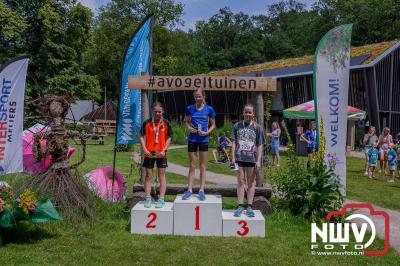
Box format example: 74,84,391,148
0,182,61,247
0,182,13,214
17,189,37,214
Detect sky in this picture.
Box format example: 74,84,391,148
79,0,315,31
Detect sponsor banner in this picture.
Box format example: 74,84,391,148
117,16,152,144
313,24,353,193
0,56,29,174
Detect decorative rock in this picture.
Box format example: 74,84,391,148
127,191,147,209
253,196,273,215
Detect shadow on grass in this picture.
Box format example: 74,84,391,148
1,222,56,246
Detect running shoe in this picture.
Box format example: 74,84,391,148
234,205,245,217
155,198,165,208
144,197,152,208
182,190,192,200
198,190,206,201
246,206,255,217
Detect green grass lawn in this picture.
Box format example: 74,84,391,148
167,147,400,210
2,137,399,264
167,148,237,176
2,199,399,265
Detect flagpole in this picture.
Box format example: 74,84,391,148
104,86,107,121
140,15,155,184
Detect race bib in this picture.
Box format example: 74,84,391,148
238,140,254,152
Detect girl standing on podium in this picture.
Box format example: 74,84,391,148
231,104,265,217
182,88,216,201
140,102,173,208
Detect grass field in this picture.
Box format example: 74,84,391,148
1,137,399,265
167,148,400,210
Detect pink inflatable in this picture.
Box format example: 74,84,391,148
84,166,127,202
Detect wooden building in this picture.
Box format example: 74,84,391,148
157,40,400,148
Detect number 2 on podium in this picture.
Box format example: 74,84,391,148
195,206,200,230
146,212,157,228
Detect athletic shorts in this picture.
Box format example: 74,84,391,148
142,157,168,169
307,147,318,154
188,141,209,152
237,161,256,168
389,164,397,171
271,145,279,155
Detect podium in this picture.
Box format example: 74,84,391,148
130,194,265,237
131,201,174,235
222,210,265,237
174,194,222,236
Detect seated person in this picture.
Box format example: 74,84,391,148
212,132,232,163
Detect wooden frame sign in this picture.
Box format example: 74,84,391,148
128,75,276,92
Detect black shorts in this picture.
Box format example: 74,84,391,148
188,141,209,152
237,161,256,168
307,147,318,154
142,158,168,169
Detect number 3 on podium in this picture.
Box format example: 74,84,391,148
237,220,249,236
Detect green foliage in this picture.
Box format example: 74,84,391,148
1,1,100,101
191,7,265,71
208,122,234,147
65,123,91,133
115,144,129,152
263,93,272,128
0,0,27,62
313,0,400,46
84,0,187,100
270,145,343,223
170,121,187,145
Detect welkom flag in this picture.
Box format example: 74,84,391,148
313,24,353,194
117,15,153,144
0,56,29,174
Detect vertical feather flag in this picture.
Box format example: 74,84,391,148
116,15,153,144
313,24,353,194
0,56,29,174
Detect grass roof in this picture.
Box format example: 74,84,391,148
209,40,398,76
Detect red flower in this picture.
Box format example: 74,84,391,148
28,203,36,211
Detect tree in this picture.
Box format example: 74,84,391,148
191,7,266,70
84,0,186,100
253,0,320,59
1,0,100,102
0,0,27,62
312,0,400,45
153,27,208,75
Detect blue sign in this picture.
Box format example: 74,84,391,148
117,16,152,144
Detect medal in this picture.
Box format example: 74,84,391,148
152,118,162,144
